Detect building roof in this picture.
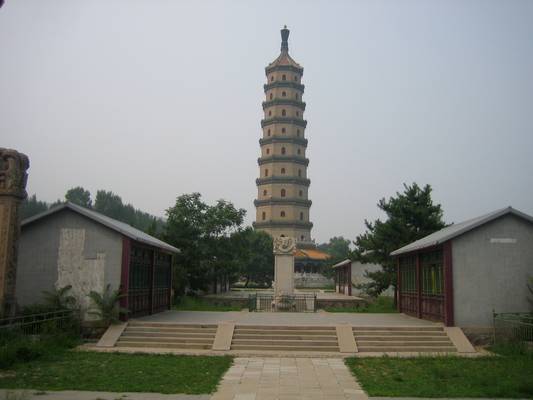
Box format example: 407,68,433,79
267,52,303,70
22,202,179,253
390,206,533,257
294,248,330,261
331,259,351,269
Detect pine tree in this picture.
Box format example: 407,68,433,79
352,183,446,300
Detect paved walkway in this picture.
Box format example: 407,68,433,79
210,357,368,400
138,310,436,327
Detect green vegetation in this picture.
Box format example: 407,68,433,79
88,283,127,325
353,182,446,297
325,296,397,313
0,321,81,369
346,345,533,398
0,352,232,394
20,189,164,235
174,296,243,311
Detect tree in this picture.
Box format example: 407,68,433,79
163,193,246,293
88,284,127,325
352,183,446,300
42,285,77,310
318,236,352,277
233,228,273,287
94,189,164,234
65,186,92,208
20,194,49,219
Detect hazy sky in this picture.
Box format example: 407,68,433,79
1,0,532,243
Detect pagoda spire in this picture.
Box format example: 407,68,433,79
280,25,290,53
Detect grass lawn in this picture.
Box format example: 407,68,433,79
326,296,398,313
174,295,243,311
0,351,233,394
346,349,533,398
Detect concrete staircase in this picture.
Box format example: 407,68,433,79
116,321,217,350
230,325,339,352
107,321,472,355
353,326,457,353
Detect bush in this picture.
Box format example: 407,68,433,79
0,313,81,369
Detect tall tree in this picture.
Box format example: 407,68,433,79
352,183,446,299
317,236,352,278
163,193,246,292
65,186,92,208
20,194,49,219
233,228,274,288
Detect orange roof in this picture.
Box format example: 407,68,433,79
294,248,330,260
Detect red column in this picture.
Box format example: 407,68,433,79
416,253,422,319
348,263,352,296
150,250,156,315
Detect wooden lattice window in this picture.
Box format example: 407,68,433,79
400,256,416,293
420,250,444,295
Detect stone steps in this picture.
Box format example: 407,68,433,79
357,346,457,353
353,326,456,353
230,325,339,352
115,322,216,350
110,321,467,355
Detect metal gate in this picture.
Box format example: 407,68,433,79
248,293,316,312
129,246,153,317
128,246,172,318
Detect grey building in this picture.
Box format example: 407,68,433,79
17,203,178,319
391,207,533,329
332,259,393,297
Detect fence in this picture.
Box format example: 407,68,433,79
493,312,533,345
0,310,78,336
248,293,316,312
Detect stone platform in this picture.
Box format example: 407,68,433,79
204,290,367,310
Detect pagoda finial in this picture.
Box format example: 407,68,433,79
281,25,290,53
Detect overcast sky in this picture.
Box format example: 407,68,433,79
1,0,532,243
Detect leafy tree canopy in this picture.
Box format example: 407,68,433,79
232,228,273,288
317,236,352,277
20,194,49,220
65,186,92,208
164,193,247,292
352,183,446,297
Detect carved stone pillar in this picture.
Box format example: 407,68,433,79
0,148,29,316
273,236,295,296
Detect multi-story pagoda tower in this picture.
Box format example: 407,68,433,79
253,27,313,246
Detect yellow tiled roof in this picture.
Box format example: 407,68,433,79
294,248,330,261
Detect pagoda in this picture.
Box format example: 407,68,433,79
253,26,313,247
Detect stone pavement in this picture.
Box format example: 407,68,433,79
210,357,368,400
138,310,435,327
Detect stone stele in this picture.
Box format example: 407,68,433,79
273,236,296,296
0,148,29,316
